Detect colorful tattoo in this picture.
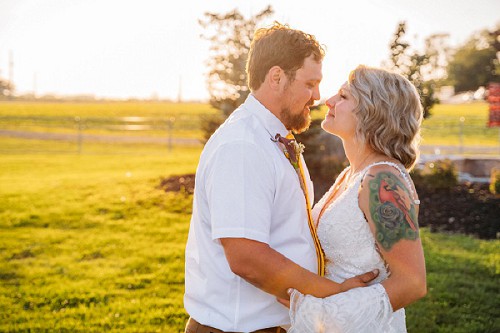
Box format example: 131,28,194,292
368,172,419,250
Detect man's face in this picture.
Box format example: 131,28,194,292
279,55,322,133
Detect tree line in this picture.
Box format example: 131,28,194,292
200,5,499,125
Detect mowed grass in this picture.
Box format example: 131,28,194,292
0,101,499,331
0,148,201,332
1,149,499,332
420,102,498,147
0,101,217,117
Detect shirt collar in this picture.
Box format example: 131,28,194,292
244,93,289,139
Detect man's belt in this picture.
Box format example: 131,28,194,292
185,317,287,333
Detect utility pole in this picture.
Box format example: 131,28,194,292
177,75,182,103
33,72,37,98
8,50,13,85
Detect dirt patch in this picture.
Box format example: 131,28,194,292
158,174,196,194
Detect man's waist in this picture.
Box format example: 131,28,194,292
185,317,287,333
184,298,289,332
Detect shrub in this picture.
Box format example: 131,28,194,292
490,168,500,195
411,159,458,191
200,113,225,144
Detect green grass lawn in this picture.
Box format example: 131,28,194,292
0,149,499,332
0,101,217,117
0,149,200,332
420,102,498,147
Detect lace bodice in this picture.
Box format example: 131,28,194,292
289,162,411,333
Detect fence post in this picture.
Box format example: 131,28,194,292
75,116,82,154
459,117,465,155
168,117,175,152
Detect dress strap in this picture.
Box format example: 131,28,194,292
359,161,420,205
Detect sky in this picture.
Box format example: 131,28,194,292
0,0,499,101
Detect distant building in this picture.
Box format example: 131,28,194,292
436,86,455,102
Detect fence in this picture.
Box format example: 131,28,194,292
0,115,499,156
419,115,500,156
0,115,202,154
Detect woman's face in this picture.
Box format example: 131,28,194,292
321,82,358,140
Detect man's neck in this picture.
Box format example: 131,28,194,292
252,90,282,121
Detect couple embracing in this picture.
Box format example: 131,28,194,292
184,22,426,333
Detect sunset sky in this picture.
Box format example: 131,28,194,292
0,0,498,101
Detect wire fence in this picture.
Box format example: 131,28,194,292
0,115,499,156
419,115,500,157
0,115,201,154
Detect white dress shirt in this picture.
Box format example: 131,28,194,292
184,94,317,332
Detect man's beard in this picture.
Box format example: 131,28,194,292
280,106,312,134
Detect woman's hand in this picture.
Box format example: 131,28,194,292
277,268,379,309
340,269,379,292
276,288,294,308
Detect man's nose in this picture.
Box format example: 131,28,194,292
312,85,320,101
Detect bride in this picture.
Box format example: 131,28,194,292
282,65,427,332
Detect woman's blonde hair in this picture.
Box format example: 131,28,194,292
348,65,423,170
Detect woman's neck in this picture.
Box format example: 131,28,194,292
343,139,382,174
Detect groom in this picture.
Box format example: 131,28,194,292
184,22,376,333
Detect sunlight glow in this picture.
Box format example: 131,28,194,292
0,0,498,101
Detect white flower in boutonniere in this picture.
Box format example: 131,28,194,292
272,133,305,170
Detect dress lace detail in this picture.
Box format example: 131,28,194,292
289,162,408,333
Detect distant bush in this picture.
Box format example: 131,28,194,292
200,113,225,143
411,159,458,190
490,168,500,195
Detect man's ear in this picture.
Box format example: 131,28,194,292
267,66,283,90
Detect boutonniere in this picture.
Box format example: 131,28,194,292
271,133,305,169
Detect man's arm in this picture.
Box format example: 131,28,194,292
221,238,378,299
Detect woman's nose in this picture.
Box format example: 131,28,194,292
326,97,335,109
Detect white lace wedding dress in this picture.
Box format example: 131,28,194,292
288,162,410,333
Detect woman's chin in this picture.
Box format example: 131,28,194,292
321,119,336,134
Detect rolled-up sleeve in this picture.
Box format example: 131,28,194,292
288,284,395,332
207,141,276,244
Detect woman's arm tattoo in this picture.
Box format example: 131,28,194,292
368,171,419,251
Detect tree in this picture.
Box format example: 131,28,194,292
447,26,500,92
198,6,274,142
384,22,440,118
0,78,13,99
424,33,452,87
199,5,274,117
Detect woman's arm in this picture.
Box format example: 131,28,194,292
358,164,427,310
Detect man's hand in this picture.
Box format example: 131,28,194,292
340,269,379,292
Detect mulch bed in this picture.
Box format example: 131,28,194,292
159,174,499,240
417,183,499,239
158,174,196,194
